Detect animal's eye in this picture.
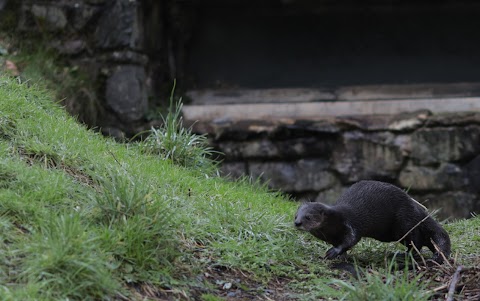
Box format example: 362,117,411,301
305,216,311,221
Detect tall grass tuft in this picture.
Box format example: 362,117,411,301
20,214,119,300
138,84,220,175
334,256,431,301
90,168,178,283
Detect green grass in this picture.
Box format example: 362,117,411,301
1,35,101,126
333,256,430,301
0,76,479,300
136,83,220,176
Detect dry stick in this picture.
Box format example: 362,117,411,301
446,265,464,301
432,283,449,293
410,242,426,268
396,213,432,244
394,210,437,268
431,239,453,269
410,197,428,212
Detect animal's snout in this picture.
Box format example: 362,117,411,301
294,221,302,227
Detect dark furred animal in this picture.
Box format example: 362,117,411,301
294,180,451,263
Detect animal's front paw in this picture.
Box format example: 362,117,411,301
325,247,341,259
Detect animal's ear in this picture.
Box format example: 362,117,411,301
313,205,332,220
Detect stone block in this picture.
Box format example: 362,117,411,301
105,65,147,123
0,0,7,11
411,126,480,165
398,162,467,191
465,154,480,193
95,0,142,50
249,159,336,192
334,110,429,132
413,191,478,219
332,131,406,182
71,3,101,31
220,162,247,180
86,0,110,4
218,137,335,160
218,140,278,160
273,120,340,137
314,183,347,205
426,112,480,127
51,39,86,55
29,4,67,30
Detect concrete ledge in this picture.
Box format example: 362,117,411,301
183,97,480,122
186,82,480,105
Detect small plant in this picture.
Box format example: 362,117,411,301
20,214,119,300
90,168,178,283
138,83,220,175
333,256,431,301
92,168,152,226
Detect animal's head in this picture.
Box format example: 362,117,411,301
294,202,329,231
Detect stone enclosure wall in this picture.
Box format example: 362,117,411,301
192,110,480,219
11,0,191,137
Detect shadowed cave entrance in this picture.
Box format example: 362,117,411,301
183,0,480,91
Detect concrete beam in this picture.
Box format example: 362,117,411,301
182,97,480,122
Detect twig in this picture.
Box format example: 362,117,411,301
410,242,425,268
431,239,453,268
432,283,449,293
396,213,432,244
410,197,428,211
446,265,463,301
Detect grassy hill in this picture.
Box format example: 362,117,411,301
0,76,479,300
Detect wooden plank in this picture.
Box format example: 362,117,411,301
185,88,336,105
182,97,480,122
336,82,480,101
186,83,480,105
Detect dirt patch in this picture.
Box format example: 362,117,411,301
125,264,301,301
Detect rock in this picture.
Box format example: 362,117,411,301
333,110,430,132
465,154,480,193
220,162,247,180
413,191,478,219
71,3,100,31
276,119,341,136
212,120,276,141
426,112,480,127
387,110,430,131
333,131,406,182
314,182,347,205
30,4,67,30
218,137,335,160
0,0,7,11
52,40,86,55
219,140,278,160
411,126,480,165
85,0,109,4
104,50,148,65
398,162,467,191
249,159,336,192
95,0,142,50
105,65,147,123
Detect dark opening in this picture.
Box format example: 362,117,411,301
185,1,480,90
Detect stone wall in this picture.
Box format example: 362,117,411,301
12,0,190,137
191,110,480,219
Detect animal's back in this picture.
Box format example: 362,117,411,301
335,180,424,241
